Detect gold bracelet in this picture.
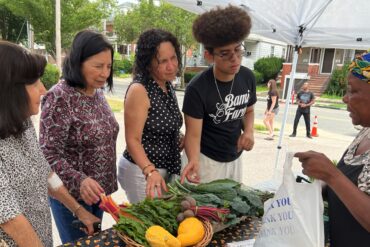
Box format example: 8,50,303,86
142,163,154,175
72,204,82,218
145,169,159,180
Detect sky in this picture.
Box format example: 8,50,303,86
117,0,138,4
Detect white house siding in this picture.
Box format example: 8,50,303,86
242,40,287,70
243,42,258,69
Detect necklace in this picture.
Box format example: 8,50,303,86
213,71,235,107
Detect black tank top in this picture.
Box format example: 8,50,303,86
327,155,370,246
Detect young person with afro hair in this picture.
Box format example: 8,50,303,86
181,5,256,184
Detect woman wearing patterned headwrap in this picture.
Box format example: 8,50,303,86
294,51,370,247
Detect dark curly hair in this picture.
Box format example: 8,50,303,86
192,5,252,52
0,41,46,139
133,29,182,84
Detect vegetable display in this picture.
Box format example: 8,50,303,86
100,179,274,247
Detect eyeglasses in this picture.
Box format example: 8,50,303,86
212,45,246,61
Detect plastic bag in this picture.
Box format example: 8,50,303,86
254,152,325,247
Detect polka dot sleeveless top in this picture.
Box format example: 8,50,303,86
123,80,183,175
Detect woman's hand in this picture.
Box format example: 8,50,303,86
179,132,185,151
295,151,339,183
145,170,167,199
180,161,200,184
75,207,101,235
80,177,105,205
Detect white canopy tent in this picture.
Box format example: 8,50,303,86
166,0,370,189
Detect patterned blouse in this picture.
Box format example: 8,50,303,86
40,80,119,200
0,121,53,247
123,80,183,175
343,127,370,194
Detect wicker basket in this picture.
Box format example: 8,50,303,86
117,220,213,247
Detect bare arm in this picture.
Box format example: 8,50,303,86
295,151,370,232
237,105,255,152
48,173,100,235
181,114,203,183
0,215,44,247
124,83,166,197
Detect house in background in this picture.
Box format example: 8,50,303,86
188,33,287,70
243,33,287,69
103,1,138,57
281,47,366,98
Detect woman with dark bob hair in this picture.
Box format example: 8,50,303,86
117,29,184,203
0,41,99,247
39,30,119,243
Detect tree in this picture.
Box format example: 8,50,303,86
114,0,197,87
0,3,27,43
2,0,115,57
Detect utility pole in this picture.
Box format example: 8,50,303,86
27,21,34,51
55,0,62,70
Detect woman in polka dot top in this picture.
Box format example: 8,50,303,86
118,29,184,203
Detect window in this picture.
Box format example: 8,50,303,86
270,46,275,56
310,48,321,63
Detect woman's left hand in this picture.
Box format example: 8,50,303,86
295,151,338,183
145,171,167,199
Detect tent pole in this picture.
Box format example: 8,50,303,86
274,50,299,169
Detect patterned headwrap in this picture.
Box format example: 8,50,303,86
349,50,370,83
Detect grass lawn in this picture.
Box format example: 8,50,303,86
320,93,343,100
256,84,268,92
254,123,279,132
116,73,132,79
106,98,124,112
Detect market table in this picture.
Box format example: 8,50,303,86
59,217,262,247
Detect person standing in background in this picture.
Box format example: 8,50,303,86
290,82,315,138
263,76,279,140
39,30,119,244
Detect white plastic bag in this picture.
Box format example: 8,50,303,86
254,152,325,247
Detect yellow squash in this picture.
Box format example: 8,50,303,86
145,225,181,247
177,217,205,247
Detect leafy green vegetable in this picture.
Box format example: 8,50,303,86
230,197,251,215
114,217,149,247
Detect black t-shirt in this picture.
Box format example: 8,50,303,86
267,91,279,110
297,91,314,113
182,66,256,162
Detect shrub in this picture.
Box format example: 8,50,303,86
184,71,198,84
254,56,284,82
41,63,60,90
325,62,350,97
253,70,264,84
113,55,134,76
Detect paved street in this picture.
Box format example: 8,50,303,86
109,77,358,138
34,77,356,246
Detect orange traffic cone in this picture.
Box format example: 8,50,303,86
311,115,319,137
